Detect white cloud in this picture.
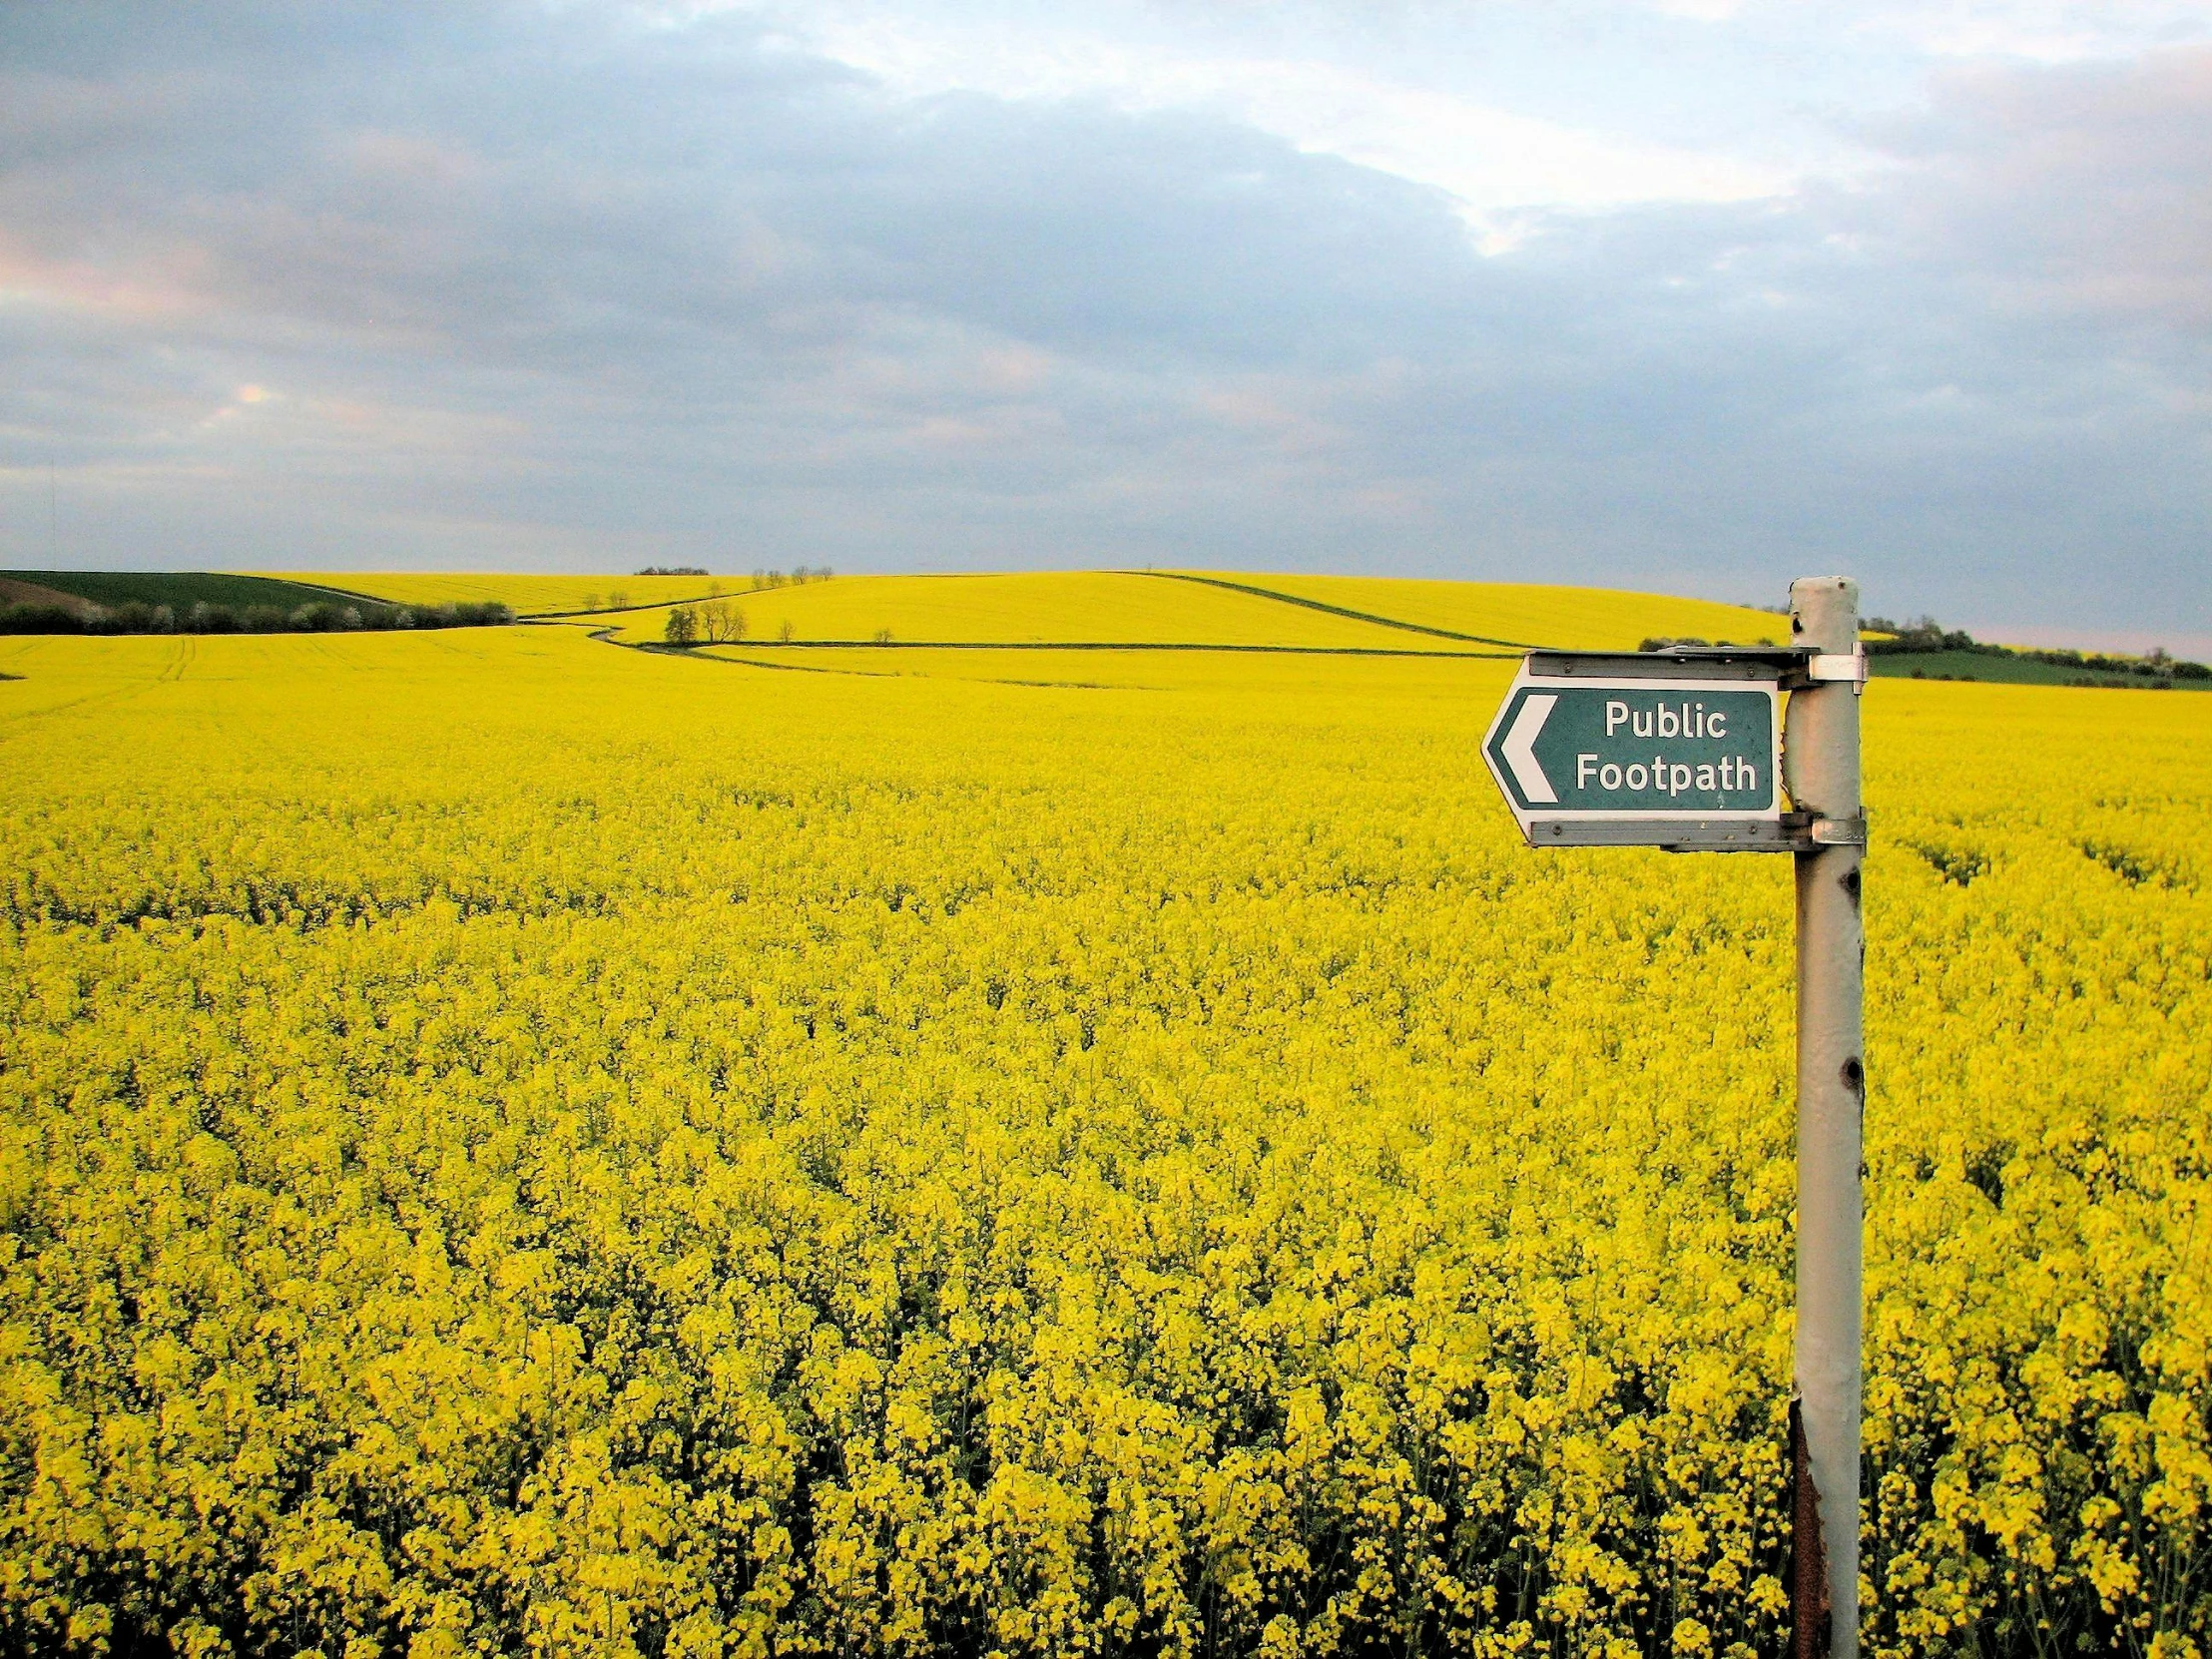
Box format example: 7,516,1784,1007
1836,0,2212,61
789,14,1796,215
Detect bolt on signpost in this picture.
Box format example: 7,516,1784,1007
1481,577,1868,1658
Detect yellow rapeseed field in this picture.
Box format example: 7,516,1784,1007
1195,576,1787,653
1,597,2206,1659
597,573,1454,651
281,569,1787,653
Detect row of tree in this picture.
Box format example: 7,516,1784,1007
663,600,787,645
1641,617,2210,681
574,571,832,614
659,604,888,647
1861,614,2211,678
631,566,835,583
0,599,513,636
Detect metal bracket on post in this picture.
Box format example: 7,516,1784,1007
1780,646,1868,695
1804,649,1868,692
1773,813,1870,851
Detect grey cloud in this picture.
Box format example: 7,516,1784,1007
1,4,2208,649
1859,46,2212,331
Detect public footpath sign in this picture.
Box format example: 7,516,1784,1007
1481,650,1818,849
1481,597,1870,1659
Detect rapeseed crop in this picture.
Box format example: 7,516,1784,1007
291,569,1786,652
1162,576,1787,652
599,572,1444,651
0,619,2205,1658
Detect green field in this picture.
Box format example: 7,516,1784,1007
5,570,377,613
1869,650,2207,690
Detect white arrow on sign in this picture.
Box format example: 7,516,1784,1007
1502,693,1557,803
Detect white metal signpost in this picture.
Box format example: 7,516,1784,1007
1482,578,1869,1659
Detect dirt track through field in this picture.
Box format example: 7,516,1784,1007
0,577,99,615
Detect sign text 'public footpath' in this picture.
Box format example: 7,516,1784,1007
1491,680,1777,811
1481,650,1806,850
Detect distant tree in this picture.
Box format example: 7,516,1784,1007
609,588,631,609
697,600,748,644
1,595,501,637
0,603,82,634
872,627,892,645
778,619,796,643
90,600,168,634
430,602,512,629
664,606,699,647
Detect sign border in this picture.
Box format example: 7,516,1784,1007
1481,672,1785,823
1482,662,1802,850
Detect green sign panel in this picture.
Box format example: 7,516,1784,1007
1482,665,1788,848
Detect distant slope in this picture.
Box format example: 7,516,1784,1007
0,576,101,616
1868,651,2209,690
12,570,370,612
286,569,1801,654
588,572,1479,651
276,573,733,614
1136,573,1532,645
1187,573,1788,652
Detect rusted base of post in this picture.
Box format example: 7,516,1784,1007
1791,1396,1831,1659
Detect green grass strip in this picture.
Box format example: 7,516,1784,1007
1128,569,1545,649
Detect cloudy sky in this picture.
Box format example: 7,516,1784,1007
4,2,2209,649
